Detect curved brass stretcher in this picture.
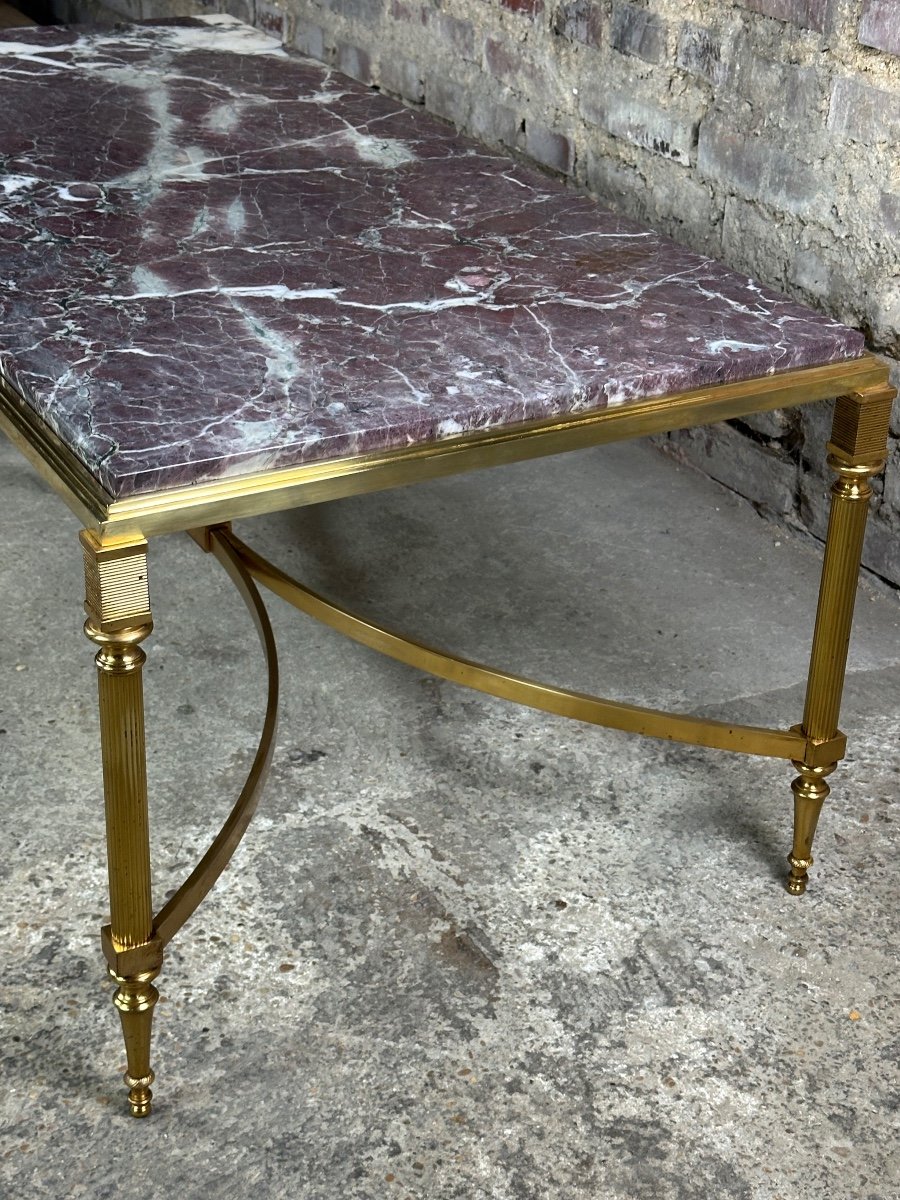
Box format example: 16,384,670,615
69,369,894,1117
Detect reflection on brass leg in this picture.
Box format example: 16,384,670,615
111,966,160,1117
788,761,836,895
81,530,162,1116
788,384,894,893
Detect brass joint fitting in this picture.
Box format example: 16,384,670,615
791,726,847,768
188,523,231,554
101,926,164,979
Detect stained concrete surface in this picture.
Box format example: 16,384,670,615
1,430,899,1199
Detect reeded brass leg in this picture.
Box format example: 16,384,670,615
788,384,894,893
81,530,163,1116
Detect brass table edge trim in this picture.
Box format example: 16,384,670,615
0,355,886,542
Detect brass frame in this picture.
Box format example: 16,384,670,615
2,353,895,1115
0,356,887,539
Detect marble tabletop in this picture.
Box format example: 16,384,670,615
0,17,864,499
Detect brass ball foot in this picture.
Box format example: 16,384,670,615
787,853,812,895
125,1072,154,1117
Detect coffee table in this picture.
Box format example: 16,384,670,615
0,16,894,1118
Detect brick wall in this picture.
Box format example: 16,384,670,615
54,0,900,585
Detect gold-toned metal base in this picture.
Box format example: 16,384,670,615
215,527,841,765
61,362,895,1114
82,528,278,1116
784,383,894,894
787,761,836,895
110,965,160,1117
82,531,160,1115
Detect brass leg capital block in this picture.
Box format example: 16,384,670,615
80,529,152,632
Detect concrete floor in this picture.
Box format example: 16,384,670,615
1,428,899,1199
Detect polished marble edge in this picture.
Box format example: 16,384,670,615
1,357,884,542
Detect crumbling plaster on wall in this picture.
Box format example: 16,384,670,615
52,0,900,584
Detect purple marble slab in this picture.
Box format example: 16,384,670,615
0,18,864,498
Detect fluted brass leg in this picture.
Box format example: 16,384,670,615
788,383,894,893
81,530,163,1116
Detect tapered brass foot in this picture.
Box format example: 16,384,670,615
111,966,160,1117
787,761,836,894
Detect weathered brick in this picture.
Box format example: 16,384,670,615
610,2,667,64
425,76,469,127
583,150,644,217
798,472,833,540
255,0,284,37
677,22,726,85
485,36,543,90
291,20,325,60
722,195,790,287
890,357,900,436
739,0,833,33
336,43,372,83
698,116,818,214
734,407,797,439
552,0,603,49
390,0,427,21
470,96,520,146
858,0,900,57
828,76,900,143
857,505,900,584
883,435,900,511
501,0,544,16
799,395,835,474
379,55,425,103
145,0,218,15
322,0,383,26
584,149,721,253
873,281,900,350
220,0,256,24
583,93,699,163
100,0,144,17
791,247,832,301
728,47,823,127
649,173,721,253
435,14,476,59
524,122,574,173
666,422,799,517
